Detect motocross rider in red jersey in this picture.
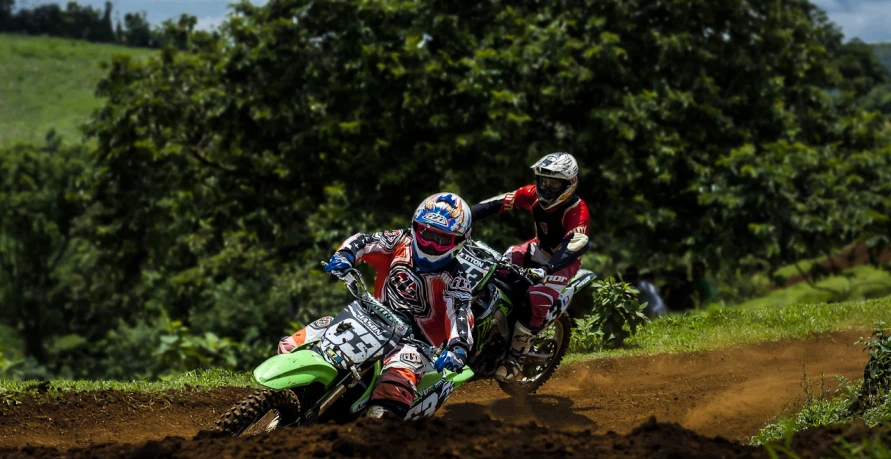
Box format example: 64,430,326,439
278,193,480,419
471,152,590,382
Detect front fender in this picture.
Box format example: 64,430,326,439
253,349,339,390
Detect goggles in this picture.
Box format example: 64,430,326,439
413,222,460,255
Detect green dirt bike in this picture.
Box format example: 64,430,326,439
215,240,596,436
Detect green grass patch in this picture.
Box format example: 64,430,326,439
751,376,891,447
738,266,891,310
0,34,153,146
751,324,891,448
0,368,255,402
771,245,856,280
566,296,891,363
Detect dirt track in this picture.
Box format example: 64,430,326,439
0,330,877,457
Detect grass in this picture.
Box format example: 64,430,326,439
771,243,857,280
0,368,255,402
738,266,891,310
2,297,888,398
751,324,891,449
0,34,153,147
566,296,891,363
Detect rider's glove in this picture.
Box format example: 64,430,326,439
527,267,548,283
324,252,354,273
433,347,467,372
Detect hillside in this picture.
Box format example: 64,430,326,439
870,42,891,73
0,34,153,147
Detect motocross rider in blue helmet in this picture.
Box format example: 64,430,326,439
278,193,484,419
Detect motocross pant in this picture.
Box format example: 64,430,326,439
277,316,333,354
505,239,581,330
368,343,432,418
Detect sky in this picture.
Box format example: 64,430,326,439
17,0,891,43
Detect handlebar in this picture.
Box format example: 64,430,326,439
320,262,369,302
464,240,535,285
320,262,450,363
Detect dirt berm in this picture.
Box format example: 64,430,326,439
0,330,882,457
4,415,890,458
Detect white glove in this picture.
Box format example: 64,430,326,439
527,268,547,283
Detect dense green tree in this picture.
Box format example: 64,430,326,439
2,0,889,378
121,12,153,47
834,39,889,97
0,141,86,363
80,0,890,344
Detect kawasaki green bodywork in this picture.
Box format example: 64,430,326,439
253,349,340,390
252,342,475,414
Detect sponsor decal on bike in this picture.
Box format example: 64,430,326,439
459,252,487,269
353,310,384,338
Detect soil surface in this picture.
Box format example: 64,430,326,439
0,330,878,457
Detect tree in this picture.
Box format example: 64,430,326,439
0,142,86,363
834,39,889,97
122,11,153,47
0,0,13,30
10,0,882,377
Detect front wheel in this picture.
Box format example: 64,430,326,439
215,389,302,437
498,313,571,396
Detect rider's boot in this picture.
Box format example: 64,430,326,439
494,323,534,382
365,405,400,419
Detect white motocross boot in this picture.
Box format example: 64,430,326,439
494,323,534,382
365,405,398,419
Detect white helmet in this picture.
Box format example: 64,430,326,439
531,152,579,210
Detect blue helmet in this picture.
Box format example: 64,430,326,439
411,193,472,273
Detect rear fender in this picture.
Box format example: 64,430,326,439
253,349,339,390
542,270,597,324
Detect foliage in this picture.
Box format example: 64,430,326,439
859,82,891,117
570,277,649,351
0,34,154,146
738,265,891,309
3,0,891,379
848,323,891,415
752,325,891,446
0,368,255,402
752,374,891,447
833,39,888,98
0,0,115,43
870,43,891,75
88,310,248,380
0,141,86,363
0,1,211,50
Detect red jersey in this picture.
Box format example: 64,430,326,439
473,184,590,272
336,229,478,352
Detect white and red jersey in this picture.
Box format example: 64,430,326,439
473,184,590,272
335,230,477,353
